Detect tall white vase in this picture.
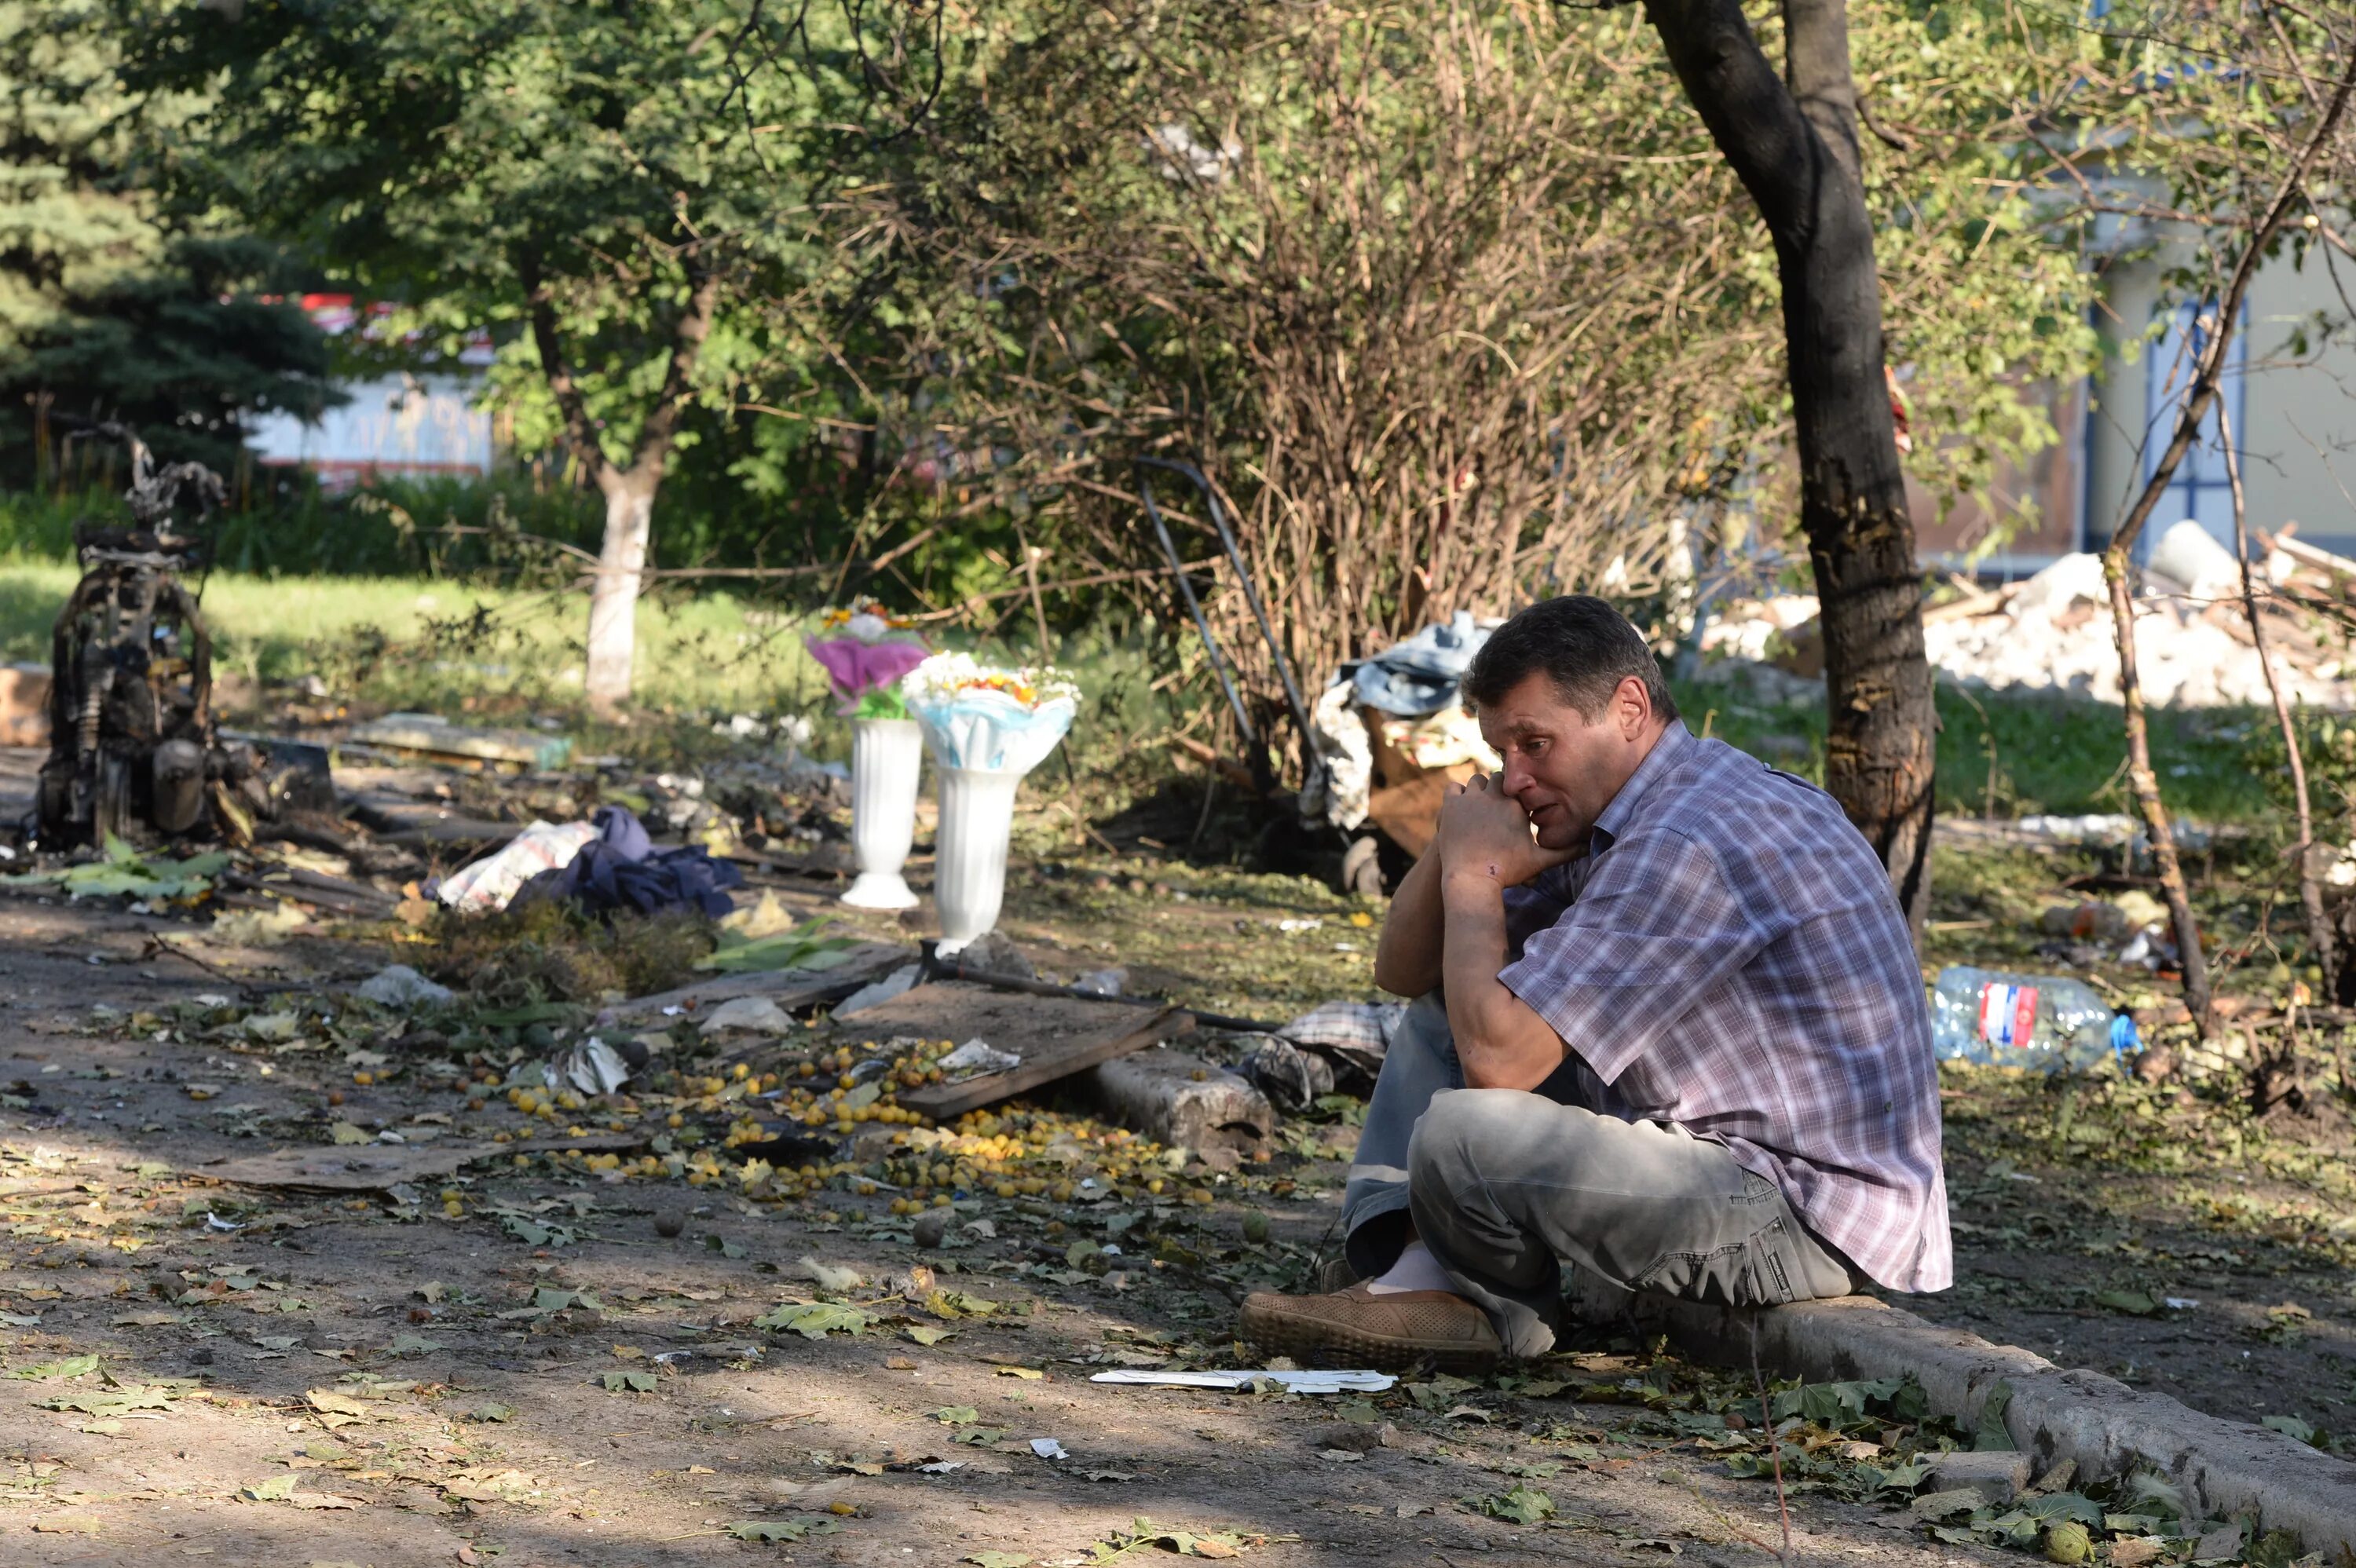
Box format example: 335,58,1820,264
840,718,923,910
933,766,1025,955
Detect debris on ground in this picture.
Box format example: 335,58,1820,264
1079,1047,1273,1169
353,963,455,1009
432,819,599,913
836,961,924,1017
599,942,909,1028
511,803,743,919
843,981,1190,1121
348,711,574,772
547,1035,638,1096
1696,521,2356,708
1236,1000,1403,1110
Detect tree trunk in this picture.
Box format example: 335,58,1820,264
586,473,657,713
528,259,721,720
1645,0,1935,931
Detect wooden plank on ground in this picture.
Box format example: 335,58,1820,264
596,942,913,1027
868,981,1192,1121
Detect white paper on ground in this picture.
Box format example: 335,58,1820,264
937,1037,1022,1080
1088,1368,1396,1394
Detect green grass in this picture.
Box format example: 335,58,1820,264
0,560,836,722
0,561,1191,795
0,553,2278,828
1681,679,2276,824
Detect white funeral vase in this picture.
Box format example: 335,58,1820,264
933,765,1025,954
840,717,924,910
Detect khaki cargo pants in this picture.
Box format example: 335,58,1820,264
1341,993,1857,1358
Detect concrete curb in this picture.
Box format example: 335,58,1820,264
1648,1294,2356,1553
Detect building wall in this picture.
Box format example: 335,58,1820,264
244,371,493,491
2081,242,2356,562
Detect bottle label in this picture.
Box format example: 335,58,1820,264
1977,983,2040,1049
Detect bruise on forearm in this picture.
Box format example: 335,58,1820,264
1440,871,1565,1091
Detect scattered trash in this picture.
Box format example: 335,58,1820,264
2145,519,2246,605
1351,611,1492,718
1073,967,1128,996
1929,967,2139,1073
697,996,796,1036
354,963,455,1009
1028,1438,1069,1460
845,981,1187,1121
1700,542,2352,711
938,1039,1023,1080
1688,530,2356,711
1233,1000,1403,1106
834,963,922,1018
514,804,742,919
1237,1036,1335,1113
1089,1368,1396,1394
599,945,911,1029
2008,814,2217,853
547,1036,637,1096
434,820,600,914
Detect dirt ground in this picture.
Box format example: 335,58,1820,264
0,892,2031,1568
2,743,2351,1566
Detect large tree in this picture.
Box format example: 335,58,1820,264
0,2,333,479
126,0,912,711
880,0,2094,900
1641,0,1933,922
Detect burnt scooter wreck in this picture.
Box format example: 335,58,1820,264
35,425,285,850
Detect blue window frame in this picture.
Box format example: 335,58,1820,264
2140,298,2248,556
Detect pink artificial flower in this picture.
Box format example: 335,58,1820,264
804,634,929,711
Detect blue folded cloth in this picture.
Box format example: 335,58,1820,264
518,805,742,919
1348,612,1491,717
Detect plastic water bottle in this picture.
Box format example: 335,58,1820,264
1928,967,2139,1073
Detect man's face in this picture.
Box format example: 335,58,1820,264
1478,671,1659,852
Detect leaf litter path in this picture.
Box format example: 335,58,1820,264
0,897,2036,1568
1902,1071,2356,1438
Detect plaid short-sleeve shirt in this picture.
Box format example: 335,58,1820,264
1498,722,1951,1293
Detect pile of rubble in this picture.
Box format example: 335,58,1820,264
1697,521,2356,710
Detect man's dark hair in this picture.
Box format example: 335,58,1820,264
1462,595,1679,723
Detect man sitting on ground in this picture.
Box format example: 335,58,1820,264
1239,595,1949,1370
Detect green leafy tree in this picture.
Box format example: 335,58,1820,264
0,2,333,480
884,0,2098,888
126,0,927,711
